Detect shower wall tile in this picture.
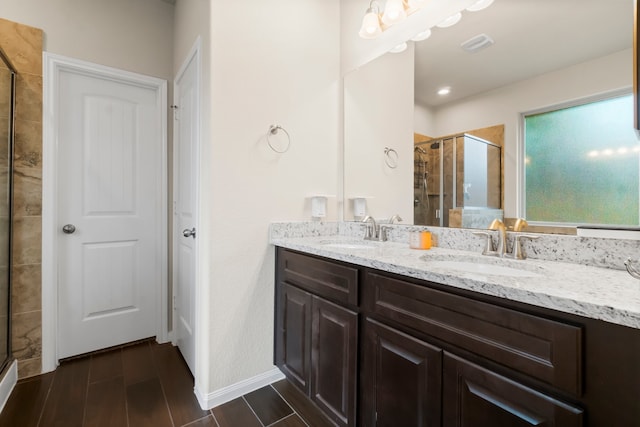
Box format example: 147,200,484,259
12,310,41,360
13,167,42,216
0,18,43,75
12,264,41,314
18,357,41,378
14,73,42,121
12,217,42,266
1,17,43,379
14,119,42,168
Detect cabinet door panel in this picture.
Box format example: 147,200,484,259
277,283,312,394
361,319,442,427
311,296,357,427
443,353,583,427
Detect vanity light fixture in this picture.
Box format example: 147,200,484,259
358,0,493,40
381,0,407,25
358,2,383,39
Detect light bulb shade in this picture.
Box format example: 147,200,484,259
359,9,382,39
436,12,462,28
411,29,432,42
381,0,407,26
466,0,494,12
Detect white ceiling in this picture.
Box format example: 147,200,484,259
414,0,633,107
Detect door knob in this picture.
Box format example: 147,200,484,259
183,228,196,238
62,224,76,234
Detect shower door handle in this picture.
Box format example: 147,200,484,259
62,224,76,234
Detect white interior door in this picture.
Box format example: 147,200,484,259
174,47,199,375
57,63,164,359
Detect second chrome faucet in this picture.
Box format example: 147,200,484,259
362,215,403,241
474,218,539,259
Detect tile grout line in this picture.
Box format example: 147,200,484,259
241,395,267,427
81,355,92,426
149,341,177,427
35,370,56,427
269,384,311,427
210,408,221,427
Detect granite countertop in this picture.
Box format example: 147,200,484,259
271,235,640,330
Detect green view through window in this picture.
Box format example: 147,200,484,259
524,94,640,226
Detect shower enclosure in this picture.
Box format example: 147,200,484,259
414,133,502,228
0,49,15,373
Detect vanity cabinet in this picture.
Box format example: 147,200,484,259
360,318,442,427
274,247,640,426
275,250,358,427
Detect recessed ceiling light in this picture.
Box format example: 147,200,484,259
438,87,451,96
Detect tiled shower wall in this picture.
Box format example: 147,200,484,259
0,18,43,379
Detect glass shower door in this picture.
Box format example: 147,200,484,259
0,50,15,371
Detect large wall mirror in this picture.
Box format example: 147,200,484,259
344,0,634,233
0,48,14,372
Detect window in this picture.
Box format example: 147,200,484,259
524,94,640,226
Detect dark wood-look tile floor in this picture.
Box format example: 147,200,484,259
0,341,334,427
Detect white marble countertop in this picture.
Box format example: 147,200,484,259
271,235,640,329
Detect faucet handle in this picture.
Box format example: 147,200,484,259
378,225,388,242
472,231,495,255
511,233,540,260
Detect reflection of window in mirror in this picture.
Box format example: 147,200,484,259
523,93,640,226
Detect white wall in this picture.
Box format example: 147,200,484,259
414,103,436,137
432,48,632,217
1,0,174,80
201,0,341,395
344,45,414,222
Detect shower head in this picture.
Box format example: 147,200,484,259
414,146,427,154
430,142,440,150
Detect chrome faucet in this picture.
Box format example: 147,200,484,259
489,219,507,257
361,215,378,240
474,218,540,259
388,214,403,224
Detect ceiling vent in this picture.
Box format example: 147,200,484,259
461,33,494,53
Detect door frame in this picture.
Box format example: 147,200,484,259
42,53,169,372
172,38,201,370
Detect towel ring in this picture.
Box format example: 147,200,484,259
384,147,398,168
267,125,291,153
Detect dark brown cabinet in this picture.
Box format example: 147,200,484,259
360,319,442,427
275,250,358,426
311,297,358,426
276,282,312,394
275,247,640,427
443,353,583,427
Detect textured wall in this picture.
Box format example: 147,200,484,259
0,17,44,378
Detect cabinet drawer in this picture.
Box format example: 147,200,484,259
279,249,359,306
363,271,582,395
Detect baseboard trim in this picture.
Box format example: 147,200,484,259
195,367,285,410
0,361,17,413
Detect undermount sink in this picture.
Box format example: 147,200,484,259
319,240,379,250
420,254,544,278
